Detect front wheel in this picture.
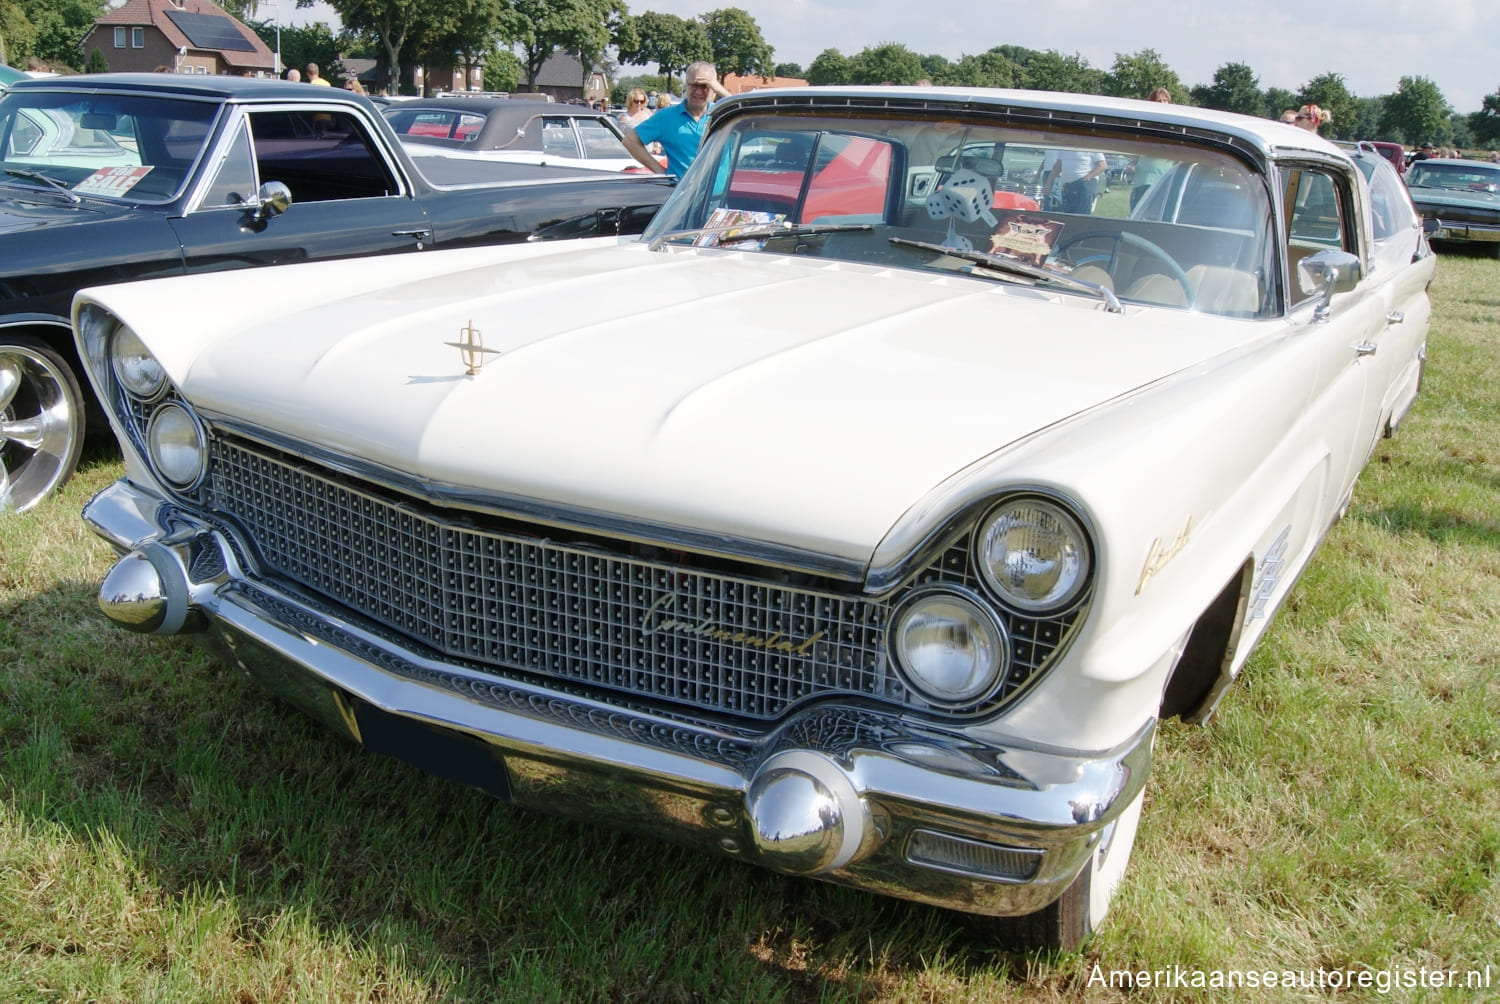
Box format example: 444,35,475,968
978,786,1145,952
1,337,86,515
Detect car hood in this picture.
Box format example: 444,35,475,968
102,242,1255,562
1407,185,1500,214
0,188,134,235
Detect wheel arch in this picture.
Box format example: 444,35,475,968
1,313,106,428
1159,559,1253,724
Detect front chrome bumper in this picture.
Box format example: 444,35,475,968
84,479,1153,918
1422,216,1500,243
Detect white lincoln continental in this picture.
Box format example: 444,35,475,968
73,87,1434,949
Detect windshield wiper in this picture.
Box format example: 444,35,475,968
3,168,82,205
649,221,872,251
889,236,1122,314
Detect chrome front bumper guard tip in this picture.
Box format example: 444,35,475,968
83,479,1154,918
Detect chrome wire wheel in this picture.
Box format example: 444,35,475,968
0,337,85,515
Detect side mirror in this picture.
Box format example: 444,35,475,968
251,181,293,222
1297,249,1361,322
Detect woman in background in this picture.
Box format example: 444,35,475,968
622,89,650,127
1294,104,1331,134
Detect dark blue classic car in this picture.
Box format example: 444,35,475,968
1404,157,1500,257
0,74,673,513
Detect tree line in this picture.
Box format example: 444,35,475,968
4,0,1497,148
797,45,1497,150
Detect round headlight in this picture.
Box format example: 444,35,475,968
976,498,1091,612
111,326,167,400
892,591,1007,706
147,403,206,488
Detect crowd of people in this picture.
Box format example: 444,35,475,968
282,61,365,95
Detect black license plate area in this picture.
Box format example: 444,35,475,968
352,701,511,801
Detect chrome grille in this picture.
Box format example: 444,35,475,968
205,438,1081,720
1429,208,1500,228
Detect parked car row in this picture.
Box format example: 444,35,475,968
380,96,659,173
72,86,1434,950
0,73,673,513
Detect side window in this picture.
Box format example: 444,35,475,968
721,131,893,223
1365,161,1414,242
199,119,257,208
1284,167,1350,302
576,117,628,159
541,117,582,159
246,109,400,202
453,113,485,141
803,135,892,222
5,112,44,156
395,111,457,139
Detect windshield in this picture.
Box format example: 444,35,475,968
0,90,218,202
644,110,1278,318
1405,161,1500,194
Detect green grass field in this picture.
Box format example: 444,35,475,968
2,251,1497,1002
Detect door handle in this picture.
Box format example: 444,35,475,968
1385,311,1404,324
1355,342,1378,357
392,228,433,250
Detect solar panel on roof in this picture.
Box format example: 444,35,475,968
165,10,256,52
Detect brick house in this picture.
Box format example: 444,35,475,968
84,0,276,77
532,52,608,104
722,73,809,94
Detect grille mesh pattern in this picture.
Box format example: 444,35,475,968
205,438,1080,720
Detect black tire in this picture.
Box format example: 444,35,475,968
972,787,1145,952
0,335,87,514
980,859,1095,953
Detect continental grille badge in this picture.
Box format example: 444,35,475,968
447,320,499,376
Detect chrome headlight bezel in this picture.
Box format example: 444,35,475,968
888,586,1011,709
973,495,1092,615
145,401,208,490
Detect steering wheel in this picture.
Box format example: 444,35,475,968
1055,230,1195,308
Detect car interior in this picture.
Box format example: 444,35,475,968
655,114,1285,318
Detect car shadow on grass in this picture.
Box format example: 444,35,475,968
0,582,1047,1001
1351,500,1500,550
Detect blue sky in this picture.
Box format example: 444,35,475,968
281,0,1498,113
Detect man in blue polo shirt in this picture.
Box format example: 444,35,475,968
622,61,729,178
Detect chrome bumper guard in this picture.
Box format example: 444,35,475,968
85,480,1152,918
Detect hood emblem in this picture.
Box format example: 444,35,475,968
446,320,499,376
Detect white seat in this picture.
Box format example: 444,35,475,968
1123,266,1260,314
1187,264,1261,315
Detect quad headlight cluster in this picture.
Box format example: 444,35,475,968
83,306,208,492
889,495,1093,711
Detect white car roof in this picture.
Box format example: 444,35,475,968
715,86,1344,164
